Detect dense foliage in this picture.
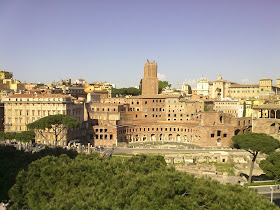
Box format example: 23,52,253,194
0,145,78,202
260,151,280,181
111,87,141,97
27,114,81,145
0,131,35,143
15,131,35,143
8,154,277,209
232,133,280,183
158,80,171,94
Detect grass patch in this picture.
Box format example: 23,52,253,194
245,181,279,187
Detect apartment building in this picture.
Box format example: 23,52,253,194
3,94,85,146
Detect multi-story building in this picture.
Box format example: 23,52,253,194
87,61,251,148
228,84,259,99
252,104,280,140
197,75,280,100
85,82,113,98
214,100,239,118
0,70,25,92
210,75,234,100
197,78,210,96
3,94,85,146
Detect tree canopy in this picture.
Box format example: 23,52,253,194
27,114,81,145
8,154,277,209
111,87,141,97
0,145,78,203
4,132,16,140
232,133,280,183
15,131,35,143
158,80,171,94
260,151,280,182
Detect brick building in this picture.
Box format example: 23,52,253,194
87,60,251,148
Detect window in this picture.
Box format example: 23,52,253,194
211,134,215,138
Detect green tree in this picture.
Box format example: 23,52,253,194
15,131,35,143
139,79,142,94
111,87,141,97
158,81,170,94
5,132,16,141
8,154,277,209
260,152,280,182
242,101,246,117
0,132,5,141
232,133,280,183
0,145,78,203
27,115,81,146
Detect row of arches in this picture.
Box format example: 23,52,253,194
258,109,280,119
234,126,252,135
128,133,198,143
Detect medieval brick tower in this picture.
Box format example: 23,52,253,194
142,59,158,95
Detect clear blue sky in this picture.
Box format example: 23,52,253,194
0,0,279,88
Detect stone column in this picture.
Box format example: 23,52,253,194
77,143,81,153
88,143,91,154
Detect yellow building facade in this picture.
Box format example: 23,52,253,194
3,94,85,146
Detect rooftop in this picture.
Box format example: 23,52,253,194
8,93,74,99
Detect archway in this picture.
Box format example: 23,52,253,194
168,134,173,141
270,123,276,134
176,134,181,142
151,134,156,141
234,129,240,135
277,110,280,119
271,110,275,118
217,138,221,147
247,126,252,133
